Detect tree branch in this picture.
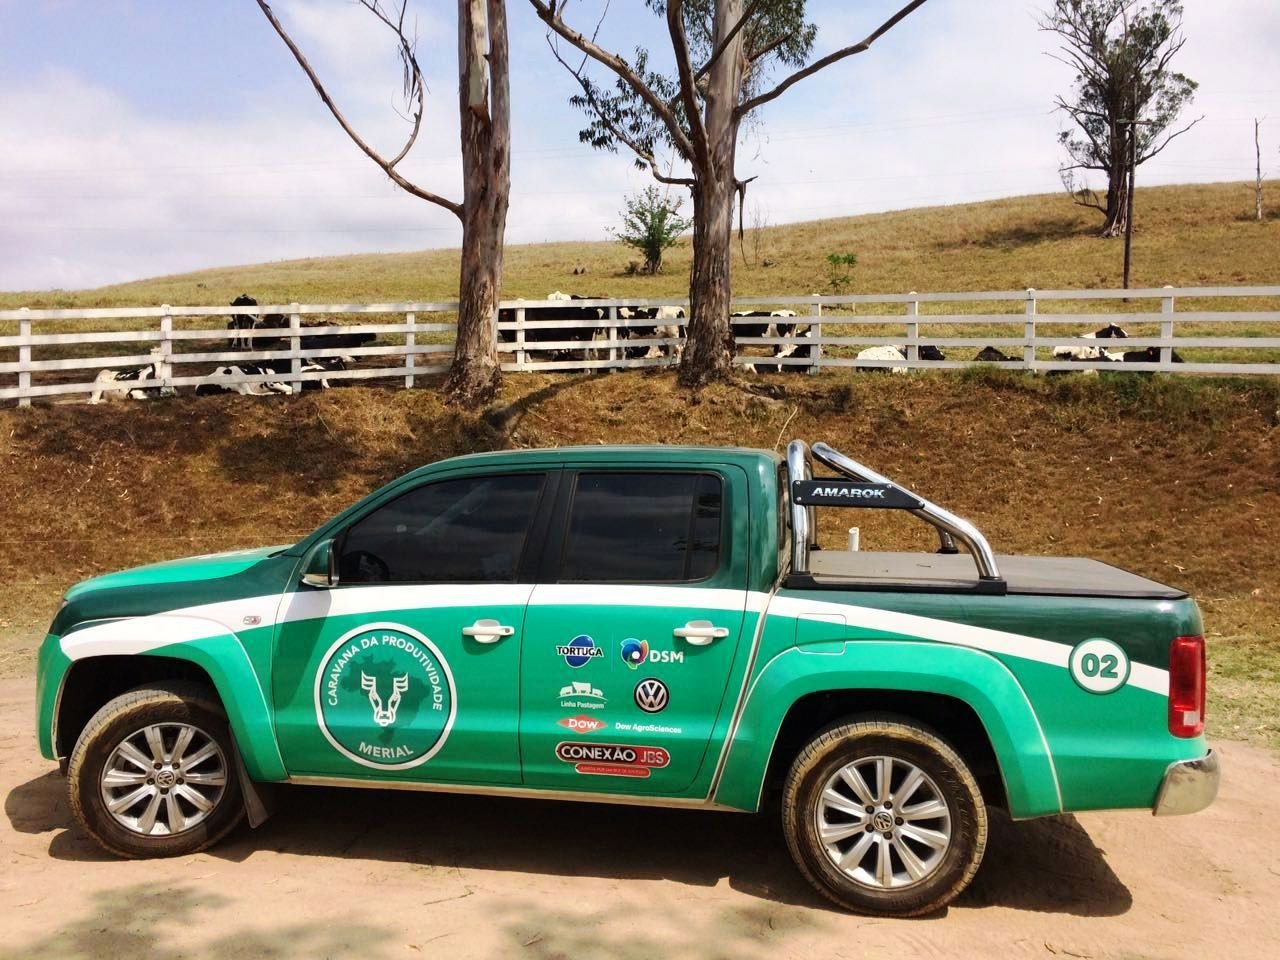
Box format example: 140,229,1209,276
255,0,461,217
736,0,932,118
528,0,697,163
667,0,709,168
546,37,695,187
1138,114,1204,163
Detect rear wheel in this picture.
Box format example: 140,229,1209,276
782,716,988,916
67,682,245,858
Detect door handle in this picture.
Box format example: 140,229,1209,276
673,620,729,646
462,619,515,643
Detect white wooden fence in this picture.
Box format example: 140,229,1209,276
2,286,1278,405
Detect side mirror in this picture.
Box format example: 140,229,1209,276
301,539,339,589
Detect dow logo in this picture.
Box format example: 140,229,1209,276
314,622,457,770
556,635,604,668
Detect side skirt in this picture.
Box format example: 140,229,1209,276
286,775,747,812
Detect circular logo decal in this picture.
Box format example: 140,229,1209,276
558,634,603,669
1068,638,1131,695
314,622,457,770
634,678,669,714
620,638,650,670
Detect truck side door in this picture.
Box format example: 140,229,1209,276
272,470,554,785
519,468,750,794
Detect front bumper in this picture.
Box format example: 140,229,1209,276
1152,749,1220,816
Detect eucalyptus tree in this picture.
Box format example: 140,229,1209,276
529,0,931,386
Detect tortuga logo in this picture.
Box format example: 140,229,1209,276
557,714,608,734
313,623,457,771
554,741,670,778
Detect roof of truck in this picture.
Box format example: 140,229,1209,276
426,444,782,471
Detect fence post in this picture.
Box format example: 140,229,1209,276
905,292,919,364
159,304,173,396
1023,288,1037,370
289,303,302,393
404,311,416,389
608,305,618,372
1160,285,1175,368
809,297,823,374
17,307,31,408
515,306,526,372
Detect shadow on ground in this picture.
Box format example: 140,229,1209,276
9,772,1131,918
0,882,394,960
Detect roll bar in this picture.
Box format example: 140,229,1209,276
786,440,1003,583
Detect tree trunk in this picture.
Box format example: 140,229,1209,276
444,0,510,407
680,175,738,386
677,0,746,389
1100,123,1129,238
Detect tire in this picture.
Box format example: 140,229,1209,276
67,681,245,859
782,715,988,916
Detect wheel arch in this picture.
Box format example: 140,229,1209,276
55,626,286,782
711,641,1063,817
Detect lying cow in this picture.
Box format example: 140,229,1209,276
195,357,348,397
1052,323,1129,361
974,346,1017,362
88,349,174,403
853,344,945,374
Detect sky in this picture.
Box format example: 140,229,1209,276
0,0,1277,291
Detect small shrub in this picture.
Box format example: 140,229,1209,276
612,187,693,275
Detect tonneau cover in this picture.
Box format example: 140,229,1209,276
802,551,1187,600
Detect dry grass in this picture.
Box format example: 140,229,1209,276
2,180,1278,309
1,371,1277,746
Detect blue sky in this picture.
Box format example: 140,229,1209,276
1,0,1277,290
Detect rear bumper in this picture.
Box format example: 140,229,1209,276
1152,749,1220,816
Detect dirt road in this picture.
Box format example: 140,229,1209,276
1,678,1276,960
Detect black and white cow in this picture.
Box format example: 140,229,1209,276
731,309,802,341
88,349,174,403
227,294,375,354
619,305,686,360
195,357,348,396
1052,323,1130,361
497,292,615,362
852,344,946,374
1119,346,1186,365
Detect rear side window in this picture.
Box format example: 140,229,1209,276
559,472,723,582
339,473,545,583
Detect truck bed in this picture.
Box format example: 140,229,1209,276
798,551,1187,599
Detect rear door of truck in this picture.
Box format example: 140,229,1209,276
518,466,751,793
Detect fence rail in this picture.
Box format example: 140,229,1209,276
2,286,1278,405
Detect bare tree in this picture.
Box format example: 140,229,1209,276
529,0,930,387
256,0,509,405
1042,0,1201,238
1256,118,1266,222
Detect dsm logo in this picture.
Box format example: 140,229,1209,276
556,634,604,668
620,638,683,669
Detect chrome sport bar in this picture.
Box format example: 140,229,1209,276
786,440,1003,583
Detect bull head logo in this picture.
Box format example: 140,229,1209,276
361,672,409,727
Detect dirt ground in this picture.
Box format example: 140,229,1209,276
0,680,1276,960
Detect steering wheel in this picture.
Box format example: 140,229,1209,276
342,550,390,583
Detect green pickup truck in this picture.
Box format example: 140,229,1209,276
34,439,1218,916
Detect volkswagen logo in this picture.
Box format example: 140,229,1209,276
633,678,669,714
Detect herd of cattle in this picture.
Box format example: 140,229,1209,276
85,291,1181,402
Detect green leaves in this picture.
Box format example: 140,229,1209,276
612,186,695,275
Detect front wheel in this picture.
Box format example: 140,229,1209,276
67,682,245,858
782,716,988,916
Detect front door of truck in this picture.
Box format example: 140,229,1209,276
272,470,554,785
519,469,749,794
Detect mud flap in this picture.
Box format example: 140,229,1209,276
232,739,277,829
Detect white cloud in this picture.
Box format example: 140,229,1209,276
1,0,1277,292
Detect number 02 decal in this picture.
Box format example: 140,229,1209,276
1068,638,1131,695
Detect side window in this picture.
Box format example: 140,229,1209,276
338,473,545,584
559,472,722,583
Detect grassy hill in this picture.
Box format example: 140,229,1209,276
2,180,1278,308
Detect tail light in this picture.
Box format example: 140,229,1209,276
1168,635,1206,738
